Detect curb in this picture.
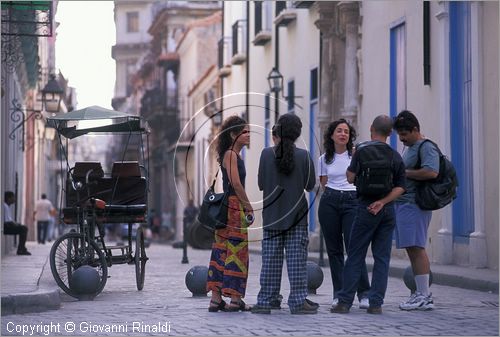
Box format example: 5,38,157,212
1,254,61,316
1,289,60,316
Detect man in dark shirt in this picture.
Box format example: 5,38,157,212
331,115,406,315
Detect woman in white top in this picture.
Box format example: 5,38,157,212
317,119,370,311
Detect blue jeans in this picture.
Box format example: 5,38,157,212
37,221,49,244
337,200,396,308
318,188,370,300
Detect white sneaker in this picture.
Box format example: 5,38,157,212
399,292,434,311
359,297,369,309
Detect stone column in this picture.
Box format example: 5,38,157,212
338,2,359,128
314,2,337,139
434,1,453,264
310,2,337,253
469,2,487,268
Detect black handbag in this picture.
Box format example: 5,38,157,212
198,168,229,230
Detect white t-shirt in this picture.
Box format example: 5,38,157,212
318,151,356,191
3,202,13,222
35,199,54,221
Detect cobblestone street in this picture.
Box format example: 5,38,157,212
1,244,498,336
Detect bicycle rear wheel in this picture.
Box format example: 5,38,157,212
50,232,108,298
135,226,148,290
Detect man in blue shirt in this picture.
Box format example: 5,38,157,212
393,110,439,311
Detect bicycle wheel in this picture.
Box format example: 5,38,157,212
50,232,108,298
135,226,148,290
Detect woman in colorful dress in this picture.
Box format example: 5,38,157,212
207,115,253,312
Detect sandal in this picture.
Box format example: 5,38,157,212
208,299,227,312
227,299,252,312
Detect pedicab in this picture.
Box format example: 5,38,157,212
47,106,150,298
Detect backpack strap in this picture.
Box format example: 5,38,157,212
415,139,442,169
209,166,221,190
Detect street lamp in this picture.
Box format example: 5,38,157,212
8,73,64,151
267,67,303,122
42,74,64,114
267,67,283,94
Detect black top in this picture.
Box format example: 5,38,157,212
347,141,406,201
221,152,246,196
258,145,316,231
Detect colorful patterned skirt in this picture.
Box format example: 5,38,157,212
206,195,249,298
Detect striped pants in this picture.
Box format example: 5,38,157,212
256,223,309,310
206,196,249,298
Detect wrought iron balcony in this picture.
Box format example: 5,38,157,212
218,37,232,77
274,1,297,26
253,1,272,46
231,20,247,65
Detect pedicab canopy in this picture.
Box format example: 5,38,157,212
46,105,149,139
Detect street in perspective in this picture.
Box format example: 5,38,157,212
1,242,499,336
1,1,499,336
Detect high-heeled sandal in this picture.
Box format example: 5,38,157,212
227,299,252,312
208,299,227,312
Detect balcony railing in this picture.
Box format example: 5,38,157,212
140,87,164,119
232,20,247,65
253,1,272,46
151,1,220,21
274,1,297,26
218,36,232,77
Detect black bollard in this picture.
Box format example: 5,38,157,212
181,218,189,264
307,261,324,294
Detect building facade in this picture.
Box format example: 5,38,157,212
218,1,499,269
1,1,73,254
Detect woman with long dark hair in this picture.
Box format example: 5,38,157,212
317,119,370,311
252,113,318,315
206,115,253,312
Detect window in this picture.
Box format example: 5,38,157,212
254,1,262,36
232,19,247,62
389,21,407,149
287,80,295,113
254,1,272,34
423,1,431,85
276,1,287,17
127,12,139,33
310,67,318,101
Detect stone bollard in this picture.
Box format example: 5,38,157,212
185,265,209,297
306,261,324,294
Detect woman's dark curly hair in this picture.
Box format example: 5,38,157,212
323,119,357,164
274,113,302,175
216,115,247,164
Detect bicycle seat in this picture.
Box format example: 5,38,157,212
88,198,106,210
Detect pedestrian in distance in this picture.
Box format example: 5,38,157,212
34,193,55,244
3,191,32,255
331,115,406,315
252,113,319,315
183,199,199,229
206,115,253,312
317,119,370,311
393,110,439,311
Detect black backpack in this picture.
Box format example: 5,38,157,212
355,142,394,197
414,140,458,210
